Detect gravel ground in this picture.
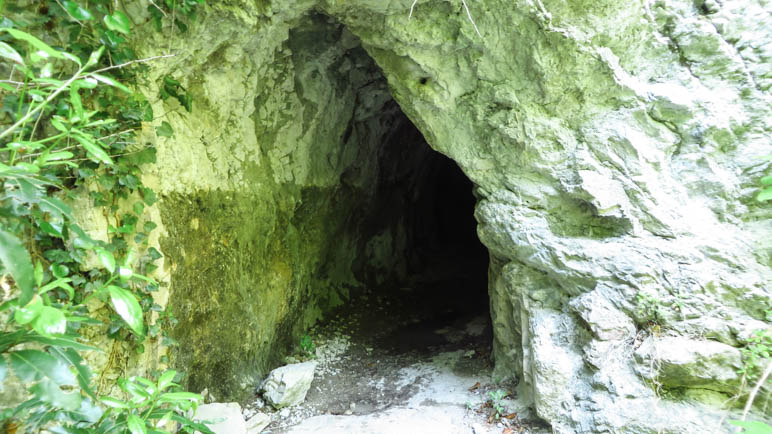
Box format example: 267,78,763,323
245,289,549,434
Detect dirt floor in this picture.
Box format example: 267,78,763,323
243,287,550,434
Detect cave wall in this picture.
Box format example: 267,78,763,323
118,6,418,400
318,0,772,430
112,0,772,430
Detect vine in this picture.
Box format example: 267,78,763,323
0,1,210,432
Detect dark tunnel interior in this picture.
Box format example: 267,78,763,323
288,12,491,355
332,107,491,354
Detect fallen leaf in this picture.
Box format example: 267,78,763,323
469,382,481,391
504,413,517,419
502,429,514,434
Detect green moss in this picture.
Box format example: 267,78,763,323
159,178,372,399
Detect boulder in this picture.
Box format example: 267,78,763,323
261,361,317,408
194,402,246,434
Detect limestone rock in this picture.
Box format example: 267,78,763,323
569,286,636,341
107,0,772,431
246,412,271,433
194,402,246,434
634,336,743,393
261,361,317,408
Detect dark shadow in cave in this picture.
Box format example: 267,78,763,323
336,107,491,356
286,12,491,358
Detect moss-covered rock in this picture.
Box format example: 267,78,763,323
108,0,772,430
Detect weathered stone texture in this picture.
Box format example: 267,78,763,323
122,0,771,430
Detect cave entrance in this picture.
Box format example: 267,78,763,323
350,112,492,355
289,12,491,357
262,14,494,421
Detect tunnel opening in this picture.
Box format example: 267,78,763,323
289,107,494,419
346,112,492,355
285,17,492,361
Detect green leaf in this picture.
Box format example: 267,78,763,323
26,334,99,352
70,82,84,119
9,349,75,385
130,273,157,285
155,121,173,138
118,267,133,281
14,295,43,325
68,224,95,249
127,413,147,434
4,28,66,60
757,186,772,202
141,187,157,206
0,229,35,305
119,377,151,401
51,263,69,279
156,411,174,428
94,248,116,273
86,46,105,67
34,261,43,287
157,370,176,391
90,73,131,93
104,11,131,35
761,176,772,186
32,306,67,335
107,285,144,336
158,392,202,403
39,278,74,300
49,346,95,399
30,377,82,410
101,396,130,409
14,162,40,173
62,1,93,21
729,420,772,434
73,134,113,165
0,41,23,64
39,197,74,220
0,355,7,386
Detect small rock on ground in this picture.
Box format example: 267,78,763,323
261,361,318,408
194,402,246,434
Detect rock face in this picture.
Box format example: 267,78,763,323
634,336,743,392
118,0,772,431
261,362,317,408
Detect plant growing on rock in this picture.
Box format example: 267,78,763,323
635,291,666,326
299,333,315,356
486,389,506,420
0,2,211,432
738,329,772,379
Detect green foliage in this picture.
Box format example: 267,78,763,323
486,389,506,419
159,75,192,113
96,370,213,433
757,172,772,202
636,291,666,325
299,334,315,355
148,0,206,33
0,2,208,432
739,329,772,378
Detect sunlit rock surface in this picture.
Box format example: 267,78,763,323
123,0,771,430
